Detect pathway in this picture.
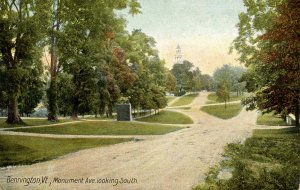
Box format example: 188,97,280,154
0,92,260,190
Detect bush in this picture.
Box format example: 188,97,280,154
193,128,300,190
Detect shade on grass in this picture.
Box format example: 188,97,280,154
257,113,287,126
206,92,247,104
10,121,182,135
0,118,72,128
0,135,130,167
200,103,242,119
166,96,176,103
167,107,191,110
171,93,198,106
194,127,300,190
136,111,193,124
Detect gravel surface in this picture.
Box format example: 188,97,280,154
0,92,259,190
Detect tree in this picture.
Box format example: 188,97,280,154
56,73,74,117
201,74,214,91
213,64,246,100
19,65,44,117
191,67,204,92
171,60,194,95
124,30,168,114
216,83,230,108
46,0,62,121
55,0,140,119
0,0,51,123
233,0,300,128
165,70,176,93
150,85,167,114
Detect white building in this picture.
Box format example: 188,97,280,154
174,45,183,64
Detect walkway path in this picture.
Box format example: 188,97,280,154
0,92,260,190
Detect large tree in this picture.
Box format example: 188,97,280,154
171,60,194,95
46,0,141,120
233,0,300,128
0,0,51,123
213,64,246,101
124,30,168,114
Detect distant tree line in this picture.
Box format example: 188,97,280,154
171,60,214,96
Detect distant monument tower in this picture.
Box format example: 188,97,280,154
175,45,183,64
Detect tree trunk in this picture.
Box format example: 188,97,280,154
108,104,113,118
71,109,78,120
295,99,299,129
225,100,227,109
47,0,60,121
71,99,79,120
7,92,22,124
47,78,58,121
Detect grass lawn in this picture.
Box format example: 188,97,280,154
9,121,182,135
200,103,242,119
257,113,287,126
136,111,193,124
166,96,176,103
82,116,116,120
171,93,198,107
194,127,300,190
206,92,248,104
0,118,72,128
167,107,191,110
0,135,130,167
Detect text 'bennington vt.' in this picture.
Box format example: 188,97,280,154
6,176,138,187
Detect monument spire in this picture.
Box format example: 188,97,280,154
175,45,183,64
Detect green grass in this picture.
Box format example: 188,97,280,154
9,121,182,135
136,111,193,124
257,113,287,126
166,96,176,103
0,118,72,128
167,107,191,110
206,92,247,104
194,127,300,190
200,103,242,119
82,116,116,120
0,135,130,167
171,93,198,106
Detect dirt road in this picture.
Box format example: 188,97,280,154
0,92,258,190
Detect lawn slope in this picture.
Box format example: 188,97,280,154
10,121,182,135
0,135,130,167
136,111,193,124
200,103,242,119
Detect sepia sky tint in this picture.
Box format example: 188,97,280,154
121,0,246,75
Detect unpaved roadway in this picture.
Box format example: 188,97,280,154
0,92,259,190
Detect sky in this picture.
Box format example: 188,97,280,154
121,0,246,75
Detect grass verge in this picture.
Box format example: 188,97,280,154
0,135,130,167
166,96,176,103
171,93,198,106
0,118,72,128
9,121,182,135
193,127,300,190
206,93,247,104
167,107,191,110
136,111,193,124
257,113,287,126
200,103,242,119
